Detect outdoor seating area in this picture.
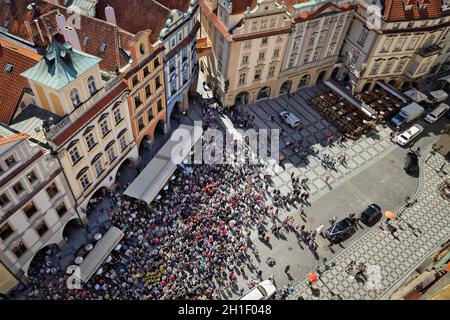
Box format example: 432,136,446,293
308,90,375,139
356,85,406,122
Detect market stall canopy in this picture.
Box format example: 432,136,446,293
376,81,408,103
76,226,124,283
403,88,428,103
123,125,202,205
325,80,377,118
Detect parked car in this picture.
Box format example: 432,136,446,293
279,111,300,128
239,280,277,300
325,217,356,243
424,103,450,124
359,204,382,225
404,151,419,174
396,124,424,147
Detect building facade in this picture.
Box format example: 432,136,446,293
22,40,138,211
339,0,450,93
0,125,80,285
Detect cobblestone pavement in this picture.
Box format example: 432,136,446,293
288,148,450,300
239,85,396,203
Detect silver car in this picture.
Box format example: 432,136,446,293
279,111,300,128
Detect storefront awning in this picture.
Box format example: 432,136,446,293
402,88,428,103
76,226,124,283
376,81,409,103
123,125,202,205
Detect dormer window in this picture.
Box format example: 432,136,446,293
83,36,89,45
4,64,13,73
70,88,81,107
3,20,9,29
139,43,145,55
99,43,107,52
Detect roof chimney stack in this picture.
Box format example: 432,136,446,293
62,26,81,51
105,5,117,25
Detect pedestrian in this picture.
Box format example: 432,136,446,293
284,265,290,273
316,224,324,236
330,216,337,225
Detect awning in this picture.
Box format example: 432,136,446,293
376,81,409,103
403,88,428,103
123,125,202,204
76,226,124,283
325,80,377,118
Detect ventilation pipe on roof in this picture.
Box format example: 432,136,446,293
56,13,67,30
62,26,81,50
105,5,117,25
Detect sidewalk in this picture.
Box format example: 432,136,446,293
288,147,450,300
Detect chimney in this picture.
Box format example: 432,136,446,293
105,5,117,25
56,13,67,30
62,26,81,50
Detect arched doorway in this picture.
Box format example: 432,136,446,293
401,82,411,90
235,91,249,106
139,135,152,155
257,86,271,100
170,101,183,125
297,74,310,90
279,80,292,95
342,73,350,85
27,244,61,277
316,70,327,84
331,67,339,79
362,82,371,92
62,218,83,242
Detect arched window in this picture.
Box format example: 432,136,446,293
70,88,81,107
87,76,97,95
298,74,310,89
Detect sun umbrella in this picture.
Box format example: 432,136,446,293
308,272,318,283
385,211,396,220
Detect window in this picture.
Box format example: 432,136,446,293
244,40,252,48
423,35,435,48
79,174,90,190
12,242,27,258
107,147,116,163
349,49,361,68
23,202,38,218
82,36,89,45
147,109,154,124
408,36,420,50
261,19,268,29
370,62,381,75
99,43,107,52
13,182,25,196
304,51,311,64
238,73,246,85
327,44,335,57
309,36,315,46
324,17,331,27
358,29,369,46
268,65,276,78
70,88,81,107
155,76,162,90
294,41,300,50
258,51,266,61
313,50,320,61
318,34,325,45
380,38,393,52
154,58,160,69
407,61,419,75
134,95,142,108
143,66,150,78
100,120,110,137
114,108,123,124
35,221,49,237
157,99,163,113
56,202,68,217
5,64,13,73
0,193,9,208
138,117,145,132
85,132,96,150
395,59,407,73
0,223,14,241
145,85,152,99
251,21,258,31
5,155,17,168
270,18,276,28
46,183,59,199
273,48,280,58
262,37,268,45
87,76,96,95
242,55,249,64
132,76,139,87
382,60,395,74
94,160,103,176
298,75,310,87
69,147,82,165
120,135,127,151
26,171,38,184
394,37,406,51
254,69,262,81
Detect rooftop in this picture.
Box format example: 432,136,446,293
21,39,101,90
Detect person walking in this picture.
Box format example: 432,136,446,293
316,224,324,236
284,265,291,273
330,216,337,225
324,175,332,190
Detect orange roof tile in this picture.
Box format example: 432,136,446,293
383,0,442,21
0,39,42,125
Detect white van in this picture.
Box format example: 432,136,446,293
424,103,450,124
396,124,424,146
425,90,448,106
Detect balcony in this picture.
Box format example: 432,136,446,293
418,44,442,58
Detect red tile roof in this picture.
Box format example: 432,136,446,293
51,81,128,147
230,0,256,15
0,39,42,125
293,2,355,23
383,0,442,21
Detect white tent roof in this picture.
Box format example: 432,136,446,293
76,226,123,283
403,88,428,102
376,81,409,103
123,125,202,204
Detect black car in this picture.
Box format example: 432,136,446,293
404,152,419,174
359,204,382,226
325,218,356,243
